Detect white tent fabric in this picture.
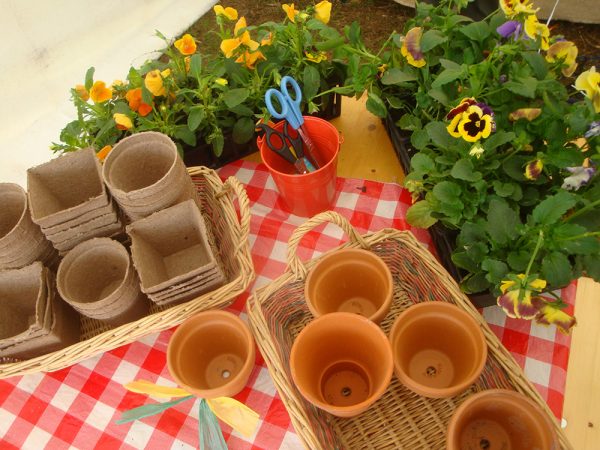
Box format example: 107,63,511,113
0,0,217,187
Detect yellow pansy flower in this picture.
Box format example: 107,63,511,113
282,4,298,23
113,113,133,130
575,66,600,113
215,78,228,86
174,33,197,56
500,0,537,17
524,14,549,50
508,108,542,121
305,51,327,63
89,81,113,103
235,50,266,69
314,1,332,24
144,69,171,97
213,5,238,20
220,17,259,58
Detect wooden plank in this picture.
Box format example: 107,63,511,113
563,277,600,449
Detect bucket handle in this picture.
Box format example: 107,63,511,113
216,176,251,248
287,211,369,280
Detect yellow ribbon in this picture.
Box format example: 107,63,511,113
123,380,260,437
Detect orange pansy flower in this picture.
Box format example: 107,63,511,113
174,33,197,56
89,81,113,103
125,88,153,117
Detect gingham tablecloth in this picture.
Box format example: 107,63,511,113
0,160,573,450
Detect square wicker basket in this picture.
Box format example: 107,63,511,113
247,211,572,450
0,166,254,379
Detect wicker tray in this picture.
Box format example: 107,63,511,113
0,166,254,379
247,211,572,450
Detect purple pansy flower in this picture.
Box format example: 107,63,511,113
497,21,523,40
585,121,600,138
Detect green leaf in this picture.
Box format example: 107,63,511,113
504,77,538,98
84,67,95,90
542,252,572,288
482,131,515,151
380,68,417,85
411,129,430,150
522,51,548,79
427,88,450,106
230,104,254,116
411,153,435,173
507,250,530,271
457,221,487,246
141,85,153,105
461,272,491,294
387,96,406,109
431,68,464,89
432,181,462,204
554,224,600,255
190,54,202,80
452,251,479,272
482,259,509,284
302,65,320,101
492,181,515,197
315,37,346,51
174,126,196,146
406,201,438,228
581,254,600,281
459,21,491,42
187,107,205,132
397,114,422,131
232,117,255,144
532,191,577,225
439,58,462,71
223,88,250,109
545,145,585,169
486,198,520,245
211,133,224,157
366,92,387,118
420,29,448,52
127,67,142,86
425,121,455,149
451,159,482,181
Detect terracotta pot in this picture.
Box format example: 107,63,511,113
304,248,393,324
290,312,393,417
446,389,559,450
389,302,487,398
167,310,255,398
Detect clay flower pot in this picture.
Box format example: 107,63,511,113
167,310,255,399
447,389,559,450
290,312,393,417
389,302,487,398
304,248,393,323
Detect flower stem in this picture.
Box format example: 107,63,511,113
525,230,544,278
564,198,600,223
557,231,600,241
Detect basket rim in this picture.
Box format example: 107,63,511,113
0,166,255,379
246,212,573,450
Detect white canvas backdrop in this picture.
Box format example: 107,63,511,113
0,0,217,187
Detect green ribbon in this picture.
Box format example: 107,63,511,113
115,395,194,424
198,399,228,450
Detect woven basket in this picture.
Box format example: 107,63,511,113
0,167,254,379
247,211,572,450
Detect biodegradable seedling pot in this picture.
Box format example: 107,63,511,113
0,183,56,270
446,389,559,450
27,148,110,228
389,302,487,398
57,238,148,326
102,131,196,220
167,310,255,398
304,248,393,323
290,312,393,418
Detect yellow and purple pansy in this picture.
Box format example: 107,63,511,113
500,0,538,18
525,159,544,180
524,14,549,50
508,108,541,122
446,98,495,143
562,159,596,191
401,27,426,68
497,274,546,319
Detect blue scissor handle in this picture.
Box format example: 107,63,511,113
264,76,304,129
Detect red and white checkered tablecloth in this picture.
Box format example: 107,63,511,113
0,159,573,450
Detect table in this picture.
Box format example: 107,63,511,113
0,160,573,449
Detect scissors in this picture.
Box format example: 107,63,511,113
259,122,316,174
265,76,321,169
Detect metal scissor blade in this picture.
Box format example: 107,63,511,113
297,127,321,169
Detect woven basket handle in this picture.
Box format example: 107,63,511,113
217,176,251,245
287,211,369,280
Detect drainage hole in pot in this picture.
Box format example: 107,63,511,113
221,370,231,379
479,439,490,449
341,387,352,397
426,366,437,376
